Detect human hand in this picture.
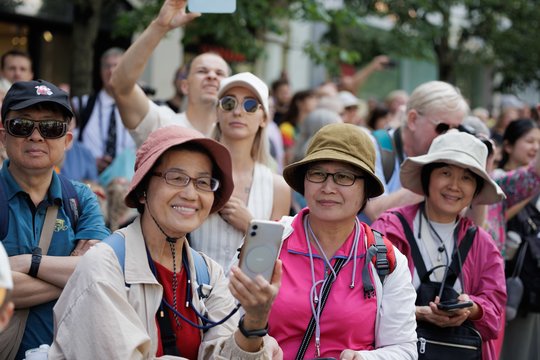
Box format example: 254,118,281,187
155,0,201,30
341,349,364,359
218,196,252,232
228,260,282,327
0,301,14,332
417,296,470,327
70,239,100,256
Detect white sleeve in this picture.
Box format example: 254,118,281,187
357,248,418,360
129,100,177,148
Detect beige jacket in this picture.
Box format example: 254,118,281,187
49,217,271,359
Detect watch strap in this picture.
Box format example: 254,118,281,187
238,315,268,338
29,247,42,278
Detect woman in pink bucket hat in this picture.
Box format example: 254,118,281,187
50,126,282,359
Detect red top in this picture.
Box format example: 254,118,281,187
154,261,201,359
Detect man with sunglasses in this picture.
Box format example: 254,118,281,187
0,79,109,358
365,80,469,221
110,0,230,147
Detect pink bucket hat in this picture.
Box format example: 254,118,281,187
125,126,234,213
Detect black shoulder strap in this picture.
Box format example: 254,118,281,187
0,175,8,240
295,257,347,360
392,211,429,279
393,127,405,165
58,174,80,230
157,307,181,356
393,210,477,285
78,94,98,141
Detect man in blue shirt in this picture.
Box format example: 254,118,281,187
0,79,109,359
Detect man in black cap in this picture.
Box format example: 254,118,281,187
0,79,109,359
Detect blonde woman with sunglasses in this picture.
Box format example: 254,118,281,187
189,72,291,270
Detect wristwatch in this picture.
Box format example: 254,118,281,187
238,315,268,338
28,247,42,278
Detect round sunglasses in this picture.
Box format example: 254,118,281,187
4,118,68,139
218,96,261,114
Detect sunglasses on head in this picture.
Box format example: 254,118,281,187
4,118,68,139
433,122,451,135
218,96,261,114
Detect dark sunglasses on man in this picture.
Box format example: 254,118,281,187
4,118,68,139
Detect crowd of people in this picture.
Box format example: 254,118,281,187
1,0,540,359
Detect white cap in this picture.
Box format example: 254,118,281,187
218,72,270,117
338,90,360,108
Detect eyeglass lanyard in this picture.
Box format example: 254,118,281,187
302,215,360,358
146,246,239,331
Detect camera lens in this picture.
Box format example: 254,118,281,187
250,231,256,237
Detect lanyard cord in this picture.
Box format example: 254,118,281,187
303,215,361,356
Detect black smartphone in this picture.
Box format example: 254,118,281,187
383,59,397,69
437,300,473,311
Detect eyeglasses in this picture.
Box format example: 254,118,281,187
306,169,364,186
218,96,261,114
4,118,68,139
152,169,220,192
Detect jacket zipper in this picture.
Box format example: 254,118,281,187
418,337,478,353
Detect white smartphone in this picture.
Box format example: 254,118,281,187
187,0,236,13
238,220,284,281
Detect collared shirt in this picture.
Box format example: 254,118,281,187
0,159,109,356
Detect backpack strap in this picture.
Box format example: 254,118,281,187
392,210,429,279
361,223,397,297
102,233,211,293
0,173,80,240
372,129,396,184
58,174,80,230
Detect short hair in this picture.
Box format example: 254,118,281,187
100,47,125,67
184,52,230,77
407,81,469,117
271,78,289,95
1,49,32,70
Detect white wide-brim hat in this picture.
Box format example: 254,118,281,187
400,130,505,205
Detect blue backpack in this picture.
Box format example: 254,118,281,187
101,233,210,295
0,173,80,240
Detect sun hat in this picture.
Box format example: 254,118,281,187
125,126,234,213
217,72,269,117
283,123,384,197
400,130,505,205
1,79,73,121
338,90,360,108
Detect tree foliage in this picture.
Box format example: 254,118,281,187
115,0,540,91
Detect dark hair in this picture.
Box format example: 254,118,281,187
420,162,484,198
367,104,390,130
134,142,221,214
281,89,315,126
498,118,538,169
271,78,289,95
1,49,31,70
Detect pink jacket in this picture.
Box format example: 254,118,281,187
372,203,506,360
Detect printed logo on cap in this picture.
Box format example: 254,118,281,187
35,85,53,96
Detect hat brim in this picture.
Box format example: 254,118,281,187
7,98,74,119
125,131,233,213
283,148,385,198
400,150,505,205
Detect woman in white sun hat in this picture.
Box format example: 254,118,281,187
372,130,507,360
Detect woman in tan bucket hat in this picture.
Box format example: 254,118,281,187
50,126,282,359
372,130,507,360
268,123,418,359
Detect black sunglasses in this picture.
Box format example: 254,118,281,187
218,96,261,114
4,118,68,139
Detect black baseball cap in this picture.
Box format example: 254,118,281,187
1,79,74,122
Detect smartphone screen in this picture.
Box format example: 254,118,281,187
188,0,236,13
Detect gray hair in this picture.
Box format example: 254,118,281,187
292,108,342,162
100,47,125,67
407,81,469,116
